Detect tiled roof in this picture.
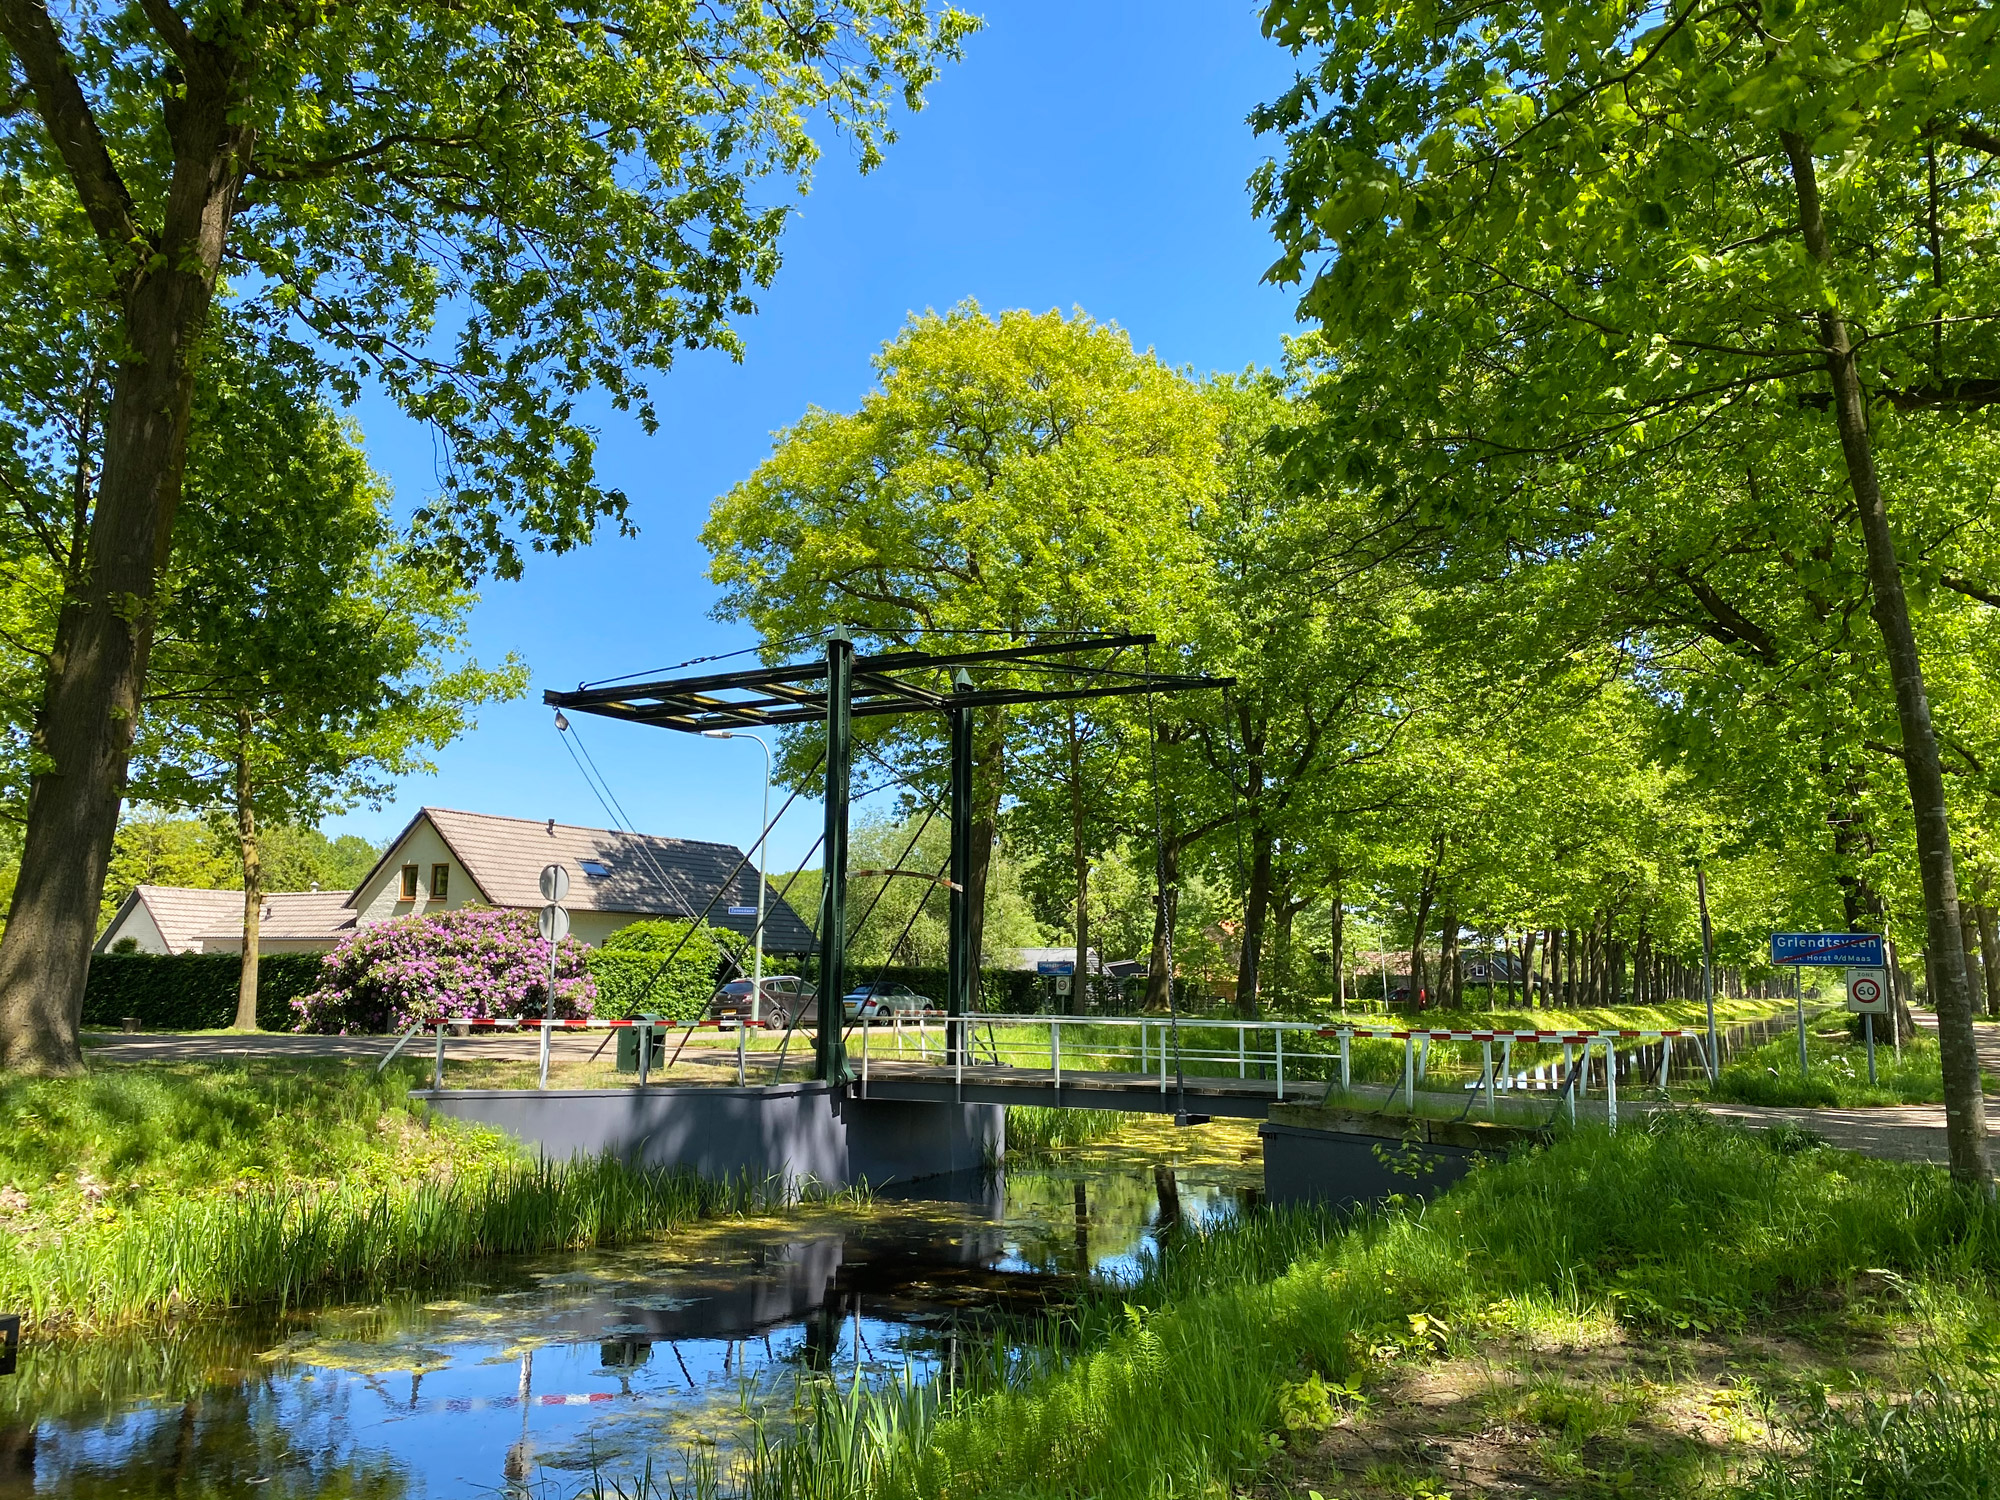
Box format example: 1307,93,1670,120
104,886,356,953
191,891,358,945
403,807,815,953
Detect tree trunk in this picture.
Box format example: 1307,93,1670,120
1545,928,1560,1010
1978,904,2000,1019
1782,130,1990,1189
1408,864,1438,1006
1520,929,1537,1007
1329,877,1345,1009
233,713,261,1031
1437,900,1459,1009
1145,839,1181,1012
0,12,253,1073
1236,827,1274,1020
1962,902,1985,1027
965,705,1005,1009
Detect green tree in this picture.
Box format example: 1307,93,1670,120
704,303,1222,997
133,352,523,1030
0,0,973,1073
1254,0,2000,1185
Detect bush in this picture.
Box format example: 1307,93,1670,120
293,908,594,1034
588,918,732,1021
82,952,325,1031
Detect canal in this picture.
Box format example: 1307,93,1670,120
2,1119,1263,1498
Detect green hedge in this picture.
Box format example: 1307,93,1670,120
586,919,732,1022
82,952,328,1031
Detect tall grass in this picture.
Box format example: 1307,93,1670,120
1004,1106,1129,1154
1739,1377,2000,1499
4,1154,752,1330
0,1058,771,1331
695,1113,2000,1500
1706,1032,1955,1107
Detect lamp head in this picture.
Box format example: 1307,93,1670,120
701,729,734,739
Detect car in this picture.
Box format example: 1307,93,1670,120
842,982,931,1019
706,975,816,1028
1388,986,1433,1011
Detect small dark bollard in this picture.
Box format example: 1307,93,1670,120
0,1313,19,1376
122,1017,142,1034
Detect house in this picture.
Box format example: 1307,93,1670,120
96,806,814,957
96,886,357,955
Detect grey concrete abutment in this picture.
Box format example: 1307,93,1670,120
412,1080,1004,1192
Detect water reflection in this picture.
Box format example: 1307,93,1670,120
5,1132,1261,1498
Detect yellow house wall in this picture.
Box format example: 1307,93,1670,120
352,820,479,926
350,817,653,948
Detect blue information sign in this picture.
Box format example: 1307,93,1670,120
1035,960,1074,976
1770,932,1886,967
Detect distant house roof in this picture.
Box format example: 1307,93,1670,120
96,886,357,955
354,807,816,953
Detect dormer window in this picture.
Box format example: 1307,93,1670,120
579,859,611,879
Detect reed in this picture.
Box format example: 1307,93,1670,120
1002,1105,1129,1154
3,1153,752,1331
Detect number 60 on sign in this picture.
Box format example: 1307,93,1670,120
1846,969,1891,1015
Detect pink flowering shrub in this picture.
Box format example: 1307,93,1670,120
293,907,596,1034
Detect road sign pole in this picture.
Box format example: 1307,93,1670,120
1795,963,1808,1076
1864,1012,1877,1084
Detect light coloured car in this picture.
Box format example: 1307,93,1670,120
842,983,931,1018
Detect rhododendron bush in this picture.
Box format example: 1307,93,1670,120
293,908,596,1033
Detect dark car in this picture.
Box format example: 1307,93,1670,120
1388,986,1433,1011
707,975,815,1028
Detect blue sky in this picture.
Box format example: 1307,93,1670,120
331,1,1306,870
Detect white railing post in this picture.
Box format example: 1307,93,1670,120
861,1017,870,1096
1275,1027,1285,1101
1051,1019,1062,1093
1481,1039,1494,1118
1403,1035,1415,1109
1500,1037,1513,1091
1417,1034,1430,1081
637,1020,651,1089
1238,1027,1247,1078
538,1018,552,1088
433,1022,446,1090
1339,1029,1350,1094
1606,1038,1618,1131
1658,1035,1673,1089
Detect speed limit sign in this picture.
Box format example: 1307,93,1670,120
1846,968,1890,1015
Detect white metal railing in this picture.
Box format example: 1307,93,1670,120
385,1011,1711,1130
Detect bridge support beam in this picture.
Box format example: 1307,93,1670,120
947,668,974,1066
816,631,853,1082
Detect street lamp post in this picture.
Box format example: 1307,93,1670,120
702,729,772,1026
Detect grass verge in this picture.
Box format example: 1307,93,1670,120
0,1058,752,1331
1702,1030,1967,1107
683,1112,2000,1500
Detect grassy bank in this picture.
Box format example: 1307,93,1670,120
0,1059,752,1330
1702,1030,1968,1107
685,1113,2000,1500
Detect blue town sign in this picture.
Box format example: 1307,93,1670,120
1770,932,1886,967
